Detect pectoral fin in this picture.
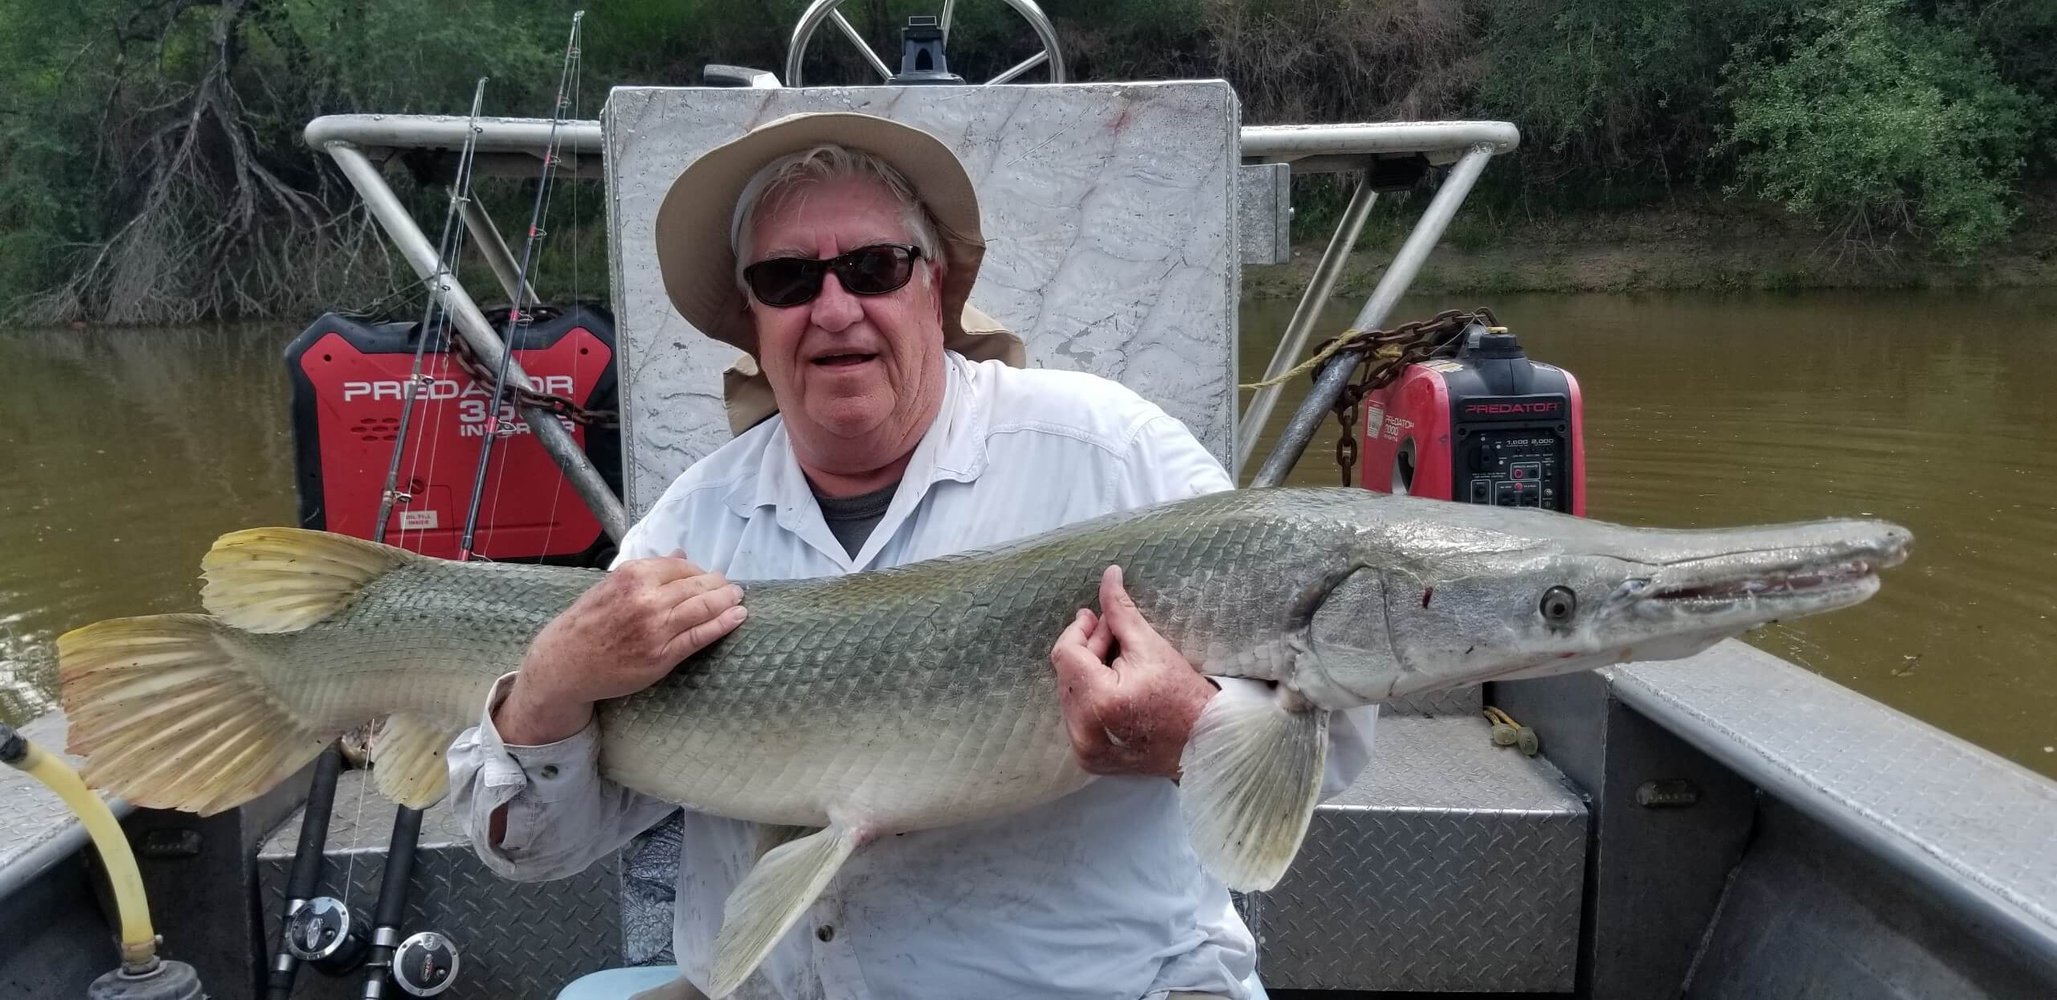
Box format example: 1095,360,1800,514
1177,679,1329,891
709,822,863,997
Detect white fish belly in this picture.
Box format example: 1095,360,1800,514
597,681,1090,832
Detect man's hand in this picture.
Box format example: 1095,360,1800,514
1049,564,1218,779
496,552,746,747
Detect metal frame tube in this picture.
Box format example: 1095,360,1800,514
305,116,603,156
1343,144,1494,338
1250,347,1368,488
304,111,1520,517
1240,145,1494,483
304,117,1511,164
323,141,627,542
457,193,536,307
1236,175,1377,471
1242,122,1520,160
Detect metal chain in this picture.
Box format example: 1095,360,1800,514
1316,307,1499,485
444,310,620,429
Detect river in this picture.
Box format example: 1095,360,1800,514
4,289,2054,778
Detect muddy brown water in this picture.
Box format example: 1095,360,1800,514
4,289,2054,780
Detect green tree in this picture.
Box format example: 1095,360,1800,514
1473,0,1786,197
1720,0,2044,260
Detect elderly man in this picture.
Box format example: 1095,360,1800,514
446,112,1377,1000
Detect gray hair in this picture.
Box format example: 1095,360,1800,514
730,144,943,292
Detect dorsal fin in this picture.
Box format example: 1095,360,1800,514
200,527,420,633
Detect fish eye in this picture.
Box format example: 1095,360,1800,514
1539,586,1578,625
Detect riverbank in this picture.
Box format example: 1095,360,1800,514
1247,188,2057,300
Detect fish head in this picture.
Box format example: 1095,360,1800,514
1293,495,1911,705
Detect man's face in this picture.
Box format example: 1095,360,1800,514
744,174,947,453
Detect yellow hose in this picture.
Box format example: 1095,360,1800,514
8,734,159,970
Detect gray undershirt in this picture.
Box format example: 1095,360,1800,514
813,478,901,556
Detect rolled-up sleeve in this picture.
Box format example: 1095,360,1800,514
446,672,678,882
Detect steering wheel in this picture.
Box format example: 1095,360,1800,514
784,0,1068,88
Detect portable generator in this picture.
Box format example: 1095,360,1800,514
283,304,623,564
1358,322,1585,515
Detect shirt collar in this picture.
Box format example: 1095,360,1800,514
725,352,990,568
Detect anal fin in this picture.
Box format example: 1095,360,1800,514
710,823,862,997
1177,680,1329,891
371,713,461,809
753,823,823,862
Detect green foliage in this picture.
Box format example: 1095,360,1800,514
0,0,2050,320
275,0,563,113
1932,0,2057,165
1477,0,1759,176
1721,0,2044,260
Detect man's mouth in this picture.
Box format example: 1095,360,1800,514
812,352,878,369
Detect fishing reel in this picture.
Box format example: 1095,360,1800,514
283,896,368,974
282,895,461,997
391,931,462,997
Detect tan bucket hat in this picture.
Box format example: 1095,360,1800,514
654,110,1013,355
654,111,1025,434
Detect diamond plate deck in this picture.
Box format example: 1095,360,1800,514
1611,639,2057,966
256,770,624,999
0,710,133,895
1383,683,1480,718
1242,714,1588,991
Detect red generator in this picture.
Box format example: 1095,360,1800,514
1359,324,1586,515
283,304,623,564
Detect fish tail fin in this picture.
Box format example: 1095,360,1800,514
1177,680,1329,891
370,713,462,810
58,614,331,816
709,823,863,997
201,526,420,633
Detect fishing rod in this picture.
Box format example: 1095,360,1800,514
373,75,493,551
270,77,491,1000
457,9,586,563
346,72,496,1000
359,10,585,991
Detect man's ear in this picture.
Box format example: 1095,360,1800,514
927,261,947,320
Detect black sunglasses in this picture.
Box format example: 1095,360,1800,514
741,243,925,308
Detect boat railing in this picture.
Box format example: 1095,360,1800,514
301,112,1520,505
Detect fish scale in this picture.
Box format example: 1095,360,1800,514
568,492,1354,830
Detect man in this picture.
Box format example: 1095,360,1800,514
446,112,1378,1000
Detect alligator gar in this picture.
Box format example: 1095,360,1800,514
55,487,1909,996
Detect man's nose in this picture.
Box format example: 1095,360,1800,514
808,271,862,332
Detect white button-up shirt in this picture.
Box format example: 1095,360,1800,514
446,352,1378,1000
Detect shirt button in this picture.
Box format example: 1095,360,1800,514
815,925,834,942
538,764,559,779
